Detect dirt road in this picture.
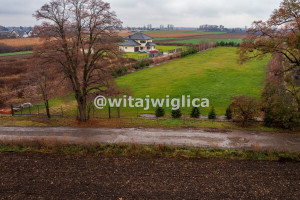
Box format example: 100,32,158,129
0,127,299,151
0,152,299,199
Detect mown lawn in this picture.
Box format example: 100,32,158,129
0,51,32,57
116,47,268,115
173,38,242,44
124,52,148,60
156,45,187,52
17,47,268,118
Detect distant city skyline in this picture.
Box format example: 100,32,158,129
0,0,282,28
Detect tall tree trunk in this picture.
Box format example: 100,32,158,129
44,99,51,119
42,89,51,119
76,92,87,122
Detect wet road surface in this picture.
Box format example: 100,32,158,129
0,127,299,151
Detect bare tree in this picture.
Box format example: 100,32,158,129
34,0,123,121
26,53,64,119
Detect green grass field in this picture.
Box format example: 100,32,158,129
0,51,32,57
124,52,148,60
173,38,242,44
155,45,187,52
116,47,268,115
153,38,178,41
21,47,268,118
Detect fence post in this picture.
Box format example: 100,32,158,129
10,104,14,116
118,107,120,118
37,105,40,116
29,106,31,115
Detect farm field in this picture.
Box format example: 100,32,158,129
0,45,184,60
0,38,43,47
155,33,247,43
0,32,245,48
173,38,243,44
116,47,268,116
1,152,299,199
118,30,226,38
153,37,179,41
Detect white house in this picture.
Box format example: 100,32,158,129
27,31,34,37
9,30,19,38
119,32,156,53
22,32,29,38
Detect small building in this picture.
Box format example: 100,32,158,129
0,30,19,38
119,32,156,53
9,30,19,38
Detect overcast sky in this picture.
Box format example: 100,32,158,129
0,0,282,28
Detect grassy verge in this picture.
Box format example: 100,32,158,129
0,116,291,133
0,142,299,161
0,51,33,57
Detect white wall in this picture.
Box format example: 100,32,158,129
135,39,153,48
119,46,139,53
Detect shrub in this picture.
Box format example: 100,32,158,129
190,107,200,118
0,96,5,109
225,106,233,120
116,67,123,75
181,46,198,57
111,71,118,77
259,54,300,130
145,61,150,66
262,83,300,129
17,90,24,99
216,41,240,47
229,96,260,127
208,106,217,120
140,61,146,68
172,109,182,118
155,107,165,117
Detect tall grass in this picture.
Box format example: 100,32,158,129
0,38,43,54
0,38,43,47
0,141,299,161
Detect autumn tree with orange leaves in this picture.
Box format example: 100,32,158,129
33,0,124,121
238,0,300,72
239,0,300,129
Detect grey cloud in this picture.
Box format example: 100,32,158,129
0,0,283,27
